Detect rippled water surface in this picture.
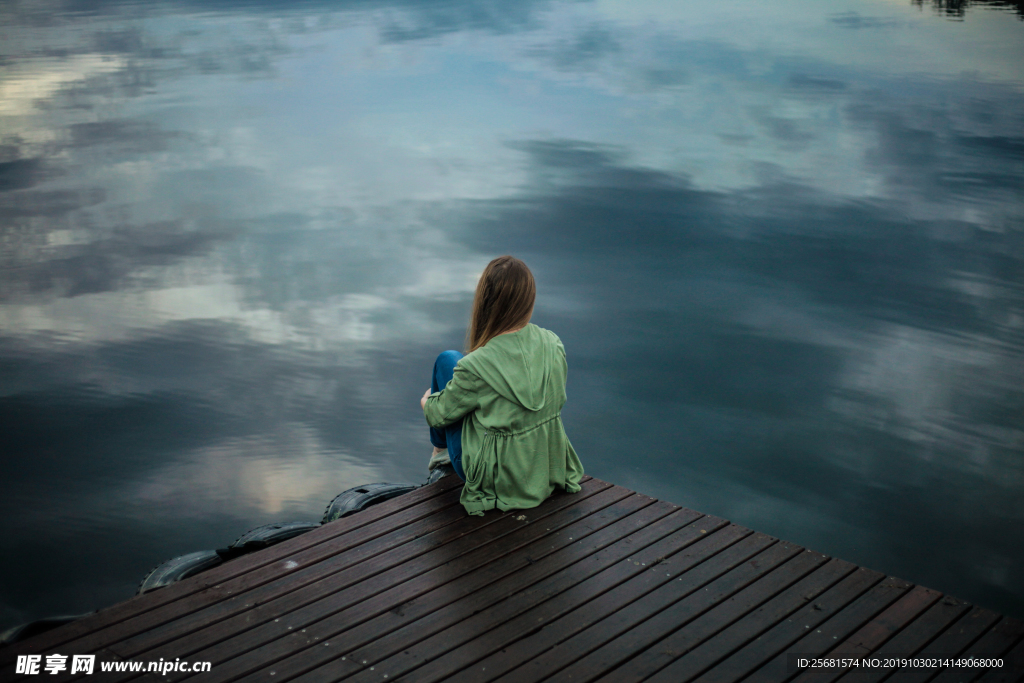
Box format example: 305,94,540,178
1,0,1022,629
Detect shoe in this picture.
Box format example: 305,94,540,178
428,448,450,471
426,464,455,485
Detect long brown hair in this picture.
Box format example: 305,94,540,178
465,256,536,352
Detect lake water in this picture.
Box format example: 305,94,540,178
1,0,1022,631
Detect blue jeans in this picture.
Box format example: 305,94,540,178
429,350,467,481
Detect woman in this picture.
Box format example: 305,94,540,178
420,255,585,516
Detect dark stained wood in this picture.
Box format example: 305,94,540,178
110,479,612,659
492,534,796,683
789,586,943,683
191,486,643,683
562,541,807,683
435,521,751,683
2,475,1021,683
323,511,733,683
885,607,1005,683
838,596,973,683
111,479,626,683
594,547,829,683
0,474,466,667
928,618,1024,683
975,634,1024,683
283,506,707,683
738,576,916,683
486,531,774,682
691,567,885,683
641,558,859,683
232,493,676,683
112,486,475,657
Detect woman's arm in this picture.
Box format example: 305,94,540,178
422,366,486,428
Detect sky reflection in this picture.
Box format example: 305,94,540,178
0,0,1022,629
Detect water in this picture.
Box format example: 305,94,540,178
0,0,1022,631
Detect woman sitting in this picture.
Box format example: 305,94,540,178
420,255,585,516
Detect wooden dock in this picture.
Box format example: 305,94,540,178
2,475,1022,682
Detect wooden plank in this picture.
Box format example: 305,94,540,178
551,541,804,683
435,522,752,683
3,472,1021,683
107,479,580,660
35,481,483,683
830,586,944,658
103,487,474,659
491,532,787,683
885,607,1004,683
94,480,618,683
789,586,943,683
588,544,821,683
77,481,614,683
0,476,467,683
306,511,723,683
234,494,683,683
153,484,645,683
640,558,859,683
691,567,884,683
838,596,973,683
974,633,1024,683
90,485,543,683
0,475,466,667
929,618,1024,683
740,576,914,683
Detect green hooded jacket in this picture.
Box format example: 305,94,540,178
423,323,585,516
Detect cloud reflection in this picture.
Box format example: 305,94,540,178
0,0,1022,629
444,134,1023,611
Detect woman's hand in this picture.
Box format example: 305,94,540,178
420,387,432,410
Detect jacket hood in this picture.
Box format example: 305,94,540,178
458,323,556,412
